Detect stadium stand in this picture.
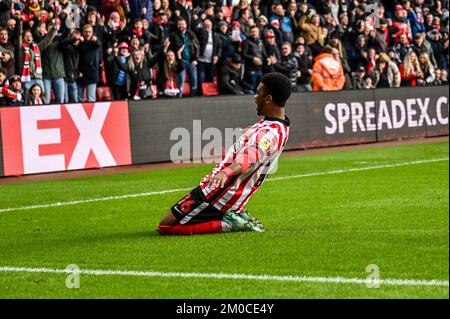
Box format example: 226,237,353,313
0,0,447,106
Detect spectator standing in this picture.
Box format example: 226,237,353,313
157,38,185,97
376,18,390,53
0,27,15,78
268,18,284,47
400,50,424,86
169,17,199,96
294,43,313,92
418,52,436,85
196,18,221,90
256,15,270,39
428,29,448,70
348,34,369,71
16,20,57,102
269,2,295,44
151,10,172,54
127,48,157,100
42,24,68,104
263,29,280,73
76,24,101,102
328,36,352,88
106,41,131,100
393,32,414,63
229,21,246,55
269,42,298,91
103,12,122,55
61,28,81,103
369,53,401,88
298,9,326,56
242,25,266,93
351,66,367,89
412,31,437,67
216,21,234,64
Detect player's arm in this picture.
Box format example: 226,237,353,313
203,132,276,189
202,163,243,189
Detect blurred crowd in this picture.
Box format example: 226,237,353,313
0,0,448,106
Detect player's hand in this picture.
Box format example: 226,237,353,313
204,172,228,189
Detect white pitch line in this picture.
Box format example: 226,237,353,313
0,188,192,213
0,266,447,287
267,157,449,182
0,157,448,214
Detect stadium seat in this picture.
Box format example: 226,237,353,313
96,86,112,101
183,82,190,96
201,82,219,96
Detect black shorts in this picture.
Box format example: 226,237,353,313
171,186,223,225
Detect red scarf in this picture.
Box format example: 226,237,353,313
133,28,143,38
0,82,19,100
22,41,42,83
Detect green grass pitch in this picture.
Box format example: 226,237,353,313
0,140,448,298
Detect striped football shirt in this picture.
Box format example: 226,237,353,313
199,116,290,213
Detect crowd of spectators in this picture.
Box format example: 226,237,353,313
0,0,448,106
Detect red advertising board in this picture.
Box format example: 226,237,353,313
0,102,132,176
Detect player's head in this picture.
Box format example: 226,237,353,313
254,72,291,115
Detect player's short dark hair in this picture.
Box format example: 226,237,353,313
260,72,291,108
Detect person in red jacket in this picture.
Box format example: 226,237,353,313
399,51,424,86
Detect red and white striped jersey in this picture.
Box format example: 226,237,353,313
199,116,290,213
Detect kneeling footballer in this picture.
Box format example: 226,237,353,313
158,72,292,235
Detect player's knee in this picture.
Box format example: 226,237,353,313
159,211,178,226
157,224,173,235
